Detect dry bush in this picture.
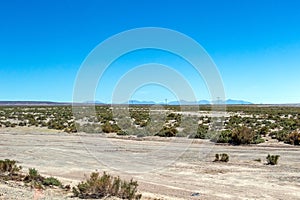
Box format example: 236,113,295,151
231,126,256,145
72,171,142,199
266,154,280,165
286,131,300,145
0,159,22,174
0,159,23,181
213,153,229,162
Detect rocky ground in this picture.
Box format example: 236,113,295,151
0,127,299,199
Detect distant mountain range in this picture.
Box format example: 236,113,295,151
127,100,157,105
80,99,254,105
118,99,254,105
2,100,300,106
166,99,253,105
219,99,254,105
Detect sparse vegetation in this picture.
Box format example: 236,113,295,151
23,168,63,189
0,159,64,190
0,158,143,199
1,105,300,145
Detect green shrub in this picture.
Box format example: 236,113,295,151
252,134,265,144
270,130,286,141
266,154,280,165
189,125,209,139
211,130,232,143
72,171,141,199
24,168,65,189
24,168,45,189
28,168,39,179
43,177,62,187
210,128,264,145
0,158,64,189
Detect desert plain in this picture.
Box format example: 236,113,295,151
0,126,299,200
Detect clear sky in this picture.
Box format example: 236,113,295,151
0,0,300,104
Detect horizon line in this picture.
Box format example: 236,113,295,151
0,100,300,106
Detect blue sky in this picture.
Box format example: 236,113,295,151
0,0,300,104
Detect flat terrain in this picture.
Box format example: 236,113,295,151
0,127,299,199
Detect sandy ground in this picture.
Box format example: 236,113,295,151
0,127,299,199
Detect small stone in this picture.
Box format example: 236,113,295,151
191,192,200,196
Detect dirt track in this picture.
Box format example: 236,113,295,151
0,127,300,199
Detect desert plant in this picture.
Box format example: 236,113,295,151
286,131,300,145
43,177,62,187
252,133,265,144
189,124,209,139
24,168,45,188
211,130,232,143
257,126,269,136
220,153,229,162
213,154,220,162
24,168,65,189
266,154,280,165
119,178,141,199
101,121,120,133
72,171,141,199
0,159,22,175
231,126,255,145
213,153,229,162
28,168,39,179
0,159,23,181
271,130,288,141
155,126,177,137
